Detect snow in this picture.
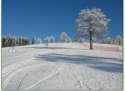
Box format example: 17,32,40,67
2,43,123,90
81,43,122,52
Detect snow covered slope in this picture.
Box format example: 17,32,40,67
2,43,123,90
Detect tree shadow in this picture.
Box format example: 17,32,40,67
89,65,122,73
35,53,123,73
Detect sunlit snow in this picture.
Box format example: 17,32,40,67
2,43,123,90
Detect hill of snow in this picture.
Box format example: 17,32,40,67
2,43,123,90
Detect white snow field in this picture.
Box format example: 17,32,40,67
2,43,123,90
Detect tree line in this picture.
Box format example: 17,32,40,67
31,32,73,44
2,34,30,47
74,35,123,46
2,33,122,48
100,35,123,46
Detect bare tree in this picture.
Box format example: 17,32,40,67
75,7,110,49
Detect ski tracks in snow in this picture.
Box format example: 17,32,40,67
2,43,123,90
25,63,65,90
2,63,46,89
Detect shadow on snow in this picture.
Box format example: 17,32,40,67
35,53,123,73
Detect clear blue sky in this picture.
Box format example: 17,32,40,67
2,0,123,42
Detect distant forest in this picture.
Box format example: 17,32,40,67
2,34,30,47
2,33,123,48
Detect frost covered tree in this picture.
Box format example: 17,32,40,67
2,36,8,47
92,37,97,43
116,35,122,46
19,37,23,46
2,35,30,47
32,36,36,44
111,38,115,45
97,40,102,44
50,36,55,43
60,32,68,43
74,37,85,43
6,34,12,46
12,35,17,46
32,38,35,44
44,36,50,43
75,7,110,49
66,38,72,43
79,38,85,43
24,37,30,45
37,38,42,44
106,37,113,44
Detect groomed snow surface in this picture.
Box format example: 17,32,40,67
2,43,123,90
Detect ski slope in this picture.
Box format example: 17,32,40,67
2,43,123,90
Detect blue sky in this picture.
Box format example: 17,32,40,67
2,0,123,42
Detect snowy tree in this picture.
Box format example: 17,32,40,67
73,38,77,43
37,38,42,44
79,38,85,43
66,38,72,43
97,40,102,44
116,35,123,46
92,37,97,43
113,39,118,45
32,36,36,44
6,34,12,46
44,36,50,43
26,38,30,45
23,37,30,45
18,37,22,46
2,36,8,47
60,32,68,43
111,38,115,45
2,35,30,47
23,37,26,45
106,37,113,44
75,7,110,49
31,38,34,44
22,38,25,45
74,37,85,43
12,35,17,46
50,36,55,43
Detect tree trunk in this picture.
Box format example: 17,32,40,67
90,31,93,49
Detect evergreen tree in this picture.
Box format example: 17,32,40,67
32,36,36,44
